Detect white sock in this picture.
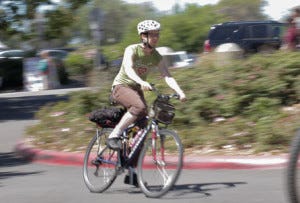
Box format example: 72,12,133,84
109,128,122,139
108,112,137,139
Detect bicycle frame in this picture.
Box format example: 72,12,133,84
121,118,162,169
94,118,164,170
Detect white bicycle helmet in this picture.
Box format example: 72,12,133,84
137,20,161,35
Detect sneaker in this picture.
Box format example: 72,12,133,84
106,137,121,150
124,172,139,187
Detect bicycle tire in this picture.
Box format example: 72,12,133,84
287,129,300,203
137,128,183,198
83,128,118,193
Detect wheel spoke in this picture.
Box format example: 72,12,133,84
287,129,300,203
137,129,183,198
83,128,118,193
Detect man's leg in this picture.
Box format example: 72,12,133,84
106,85,147,149
107,112,137,149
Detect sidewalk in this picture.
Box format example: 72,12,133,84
15,140,289,170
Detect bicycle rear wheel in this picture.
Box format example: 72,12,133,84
287,129,300,203
83,128,118,193
137,128,183,198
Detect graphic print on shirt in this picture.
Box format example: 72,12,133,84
134,60,153,77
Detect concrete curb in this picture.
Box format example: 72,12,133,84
15,141,289,169
183,155,288,169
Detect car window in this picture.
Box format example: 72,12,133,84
245,25,268,38
0,50,24,58
272,25,284,38
11,51,24,57
209,26,239,40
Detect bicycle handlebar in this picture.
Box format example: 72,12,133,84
150,84,180,100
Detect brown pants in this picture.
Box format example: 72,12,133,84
111,85,148,118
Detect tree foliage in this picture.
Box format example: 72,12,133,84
65,0,90,10
0,0,91,46
77,0,158,44
44,7,73,40
216,0,268,21
0,0,272,51
160,4,222,52
119,1,270,53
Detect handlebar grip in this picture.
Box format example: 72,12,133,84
150,84,179,100
172,93,180,99
150,83,158,92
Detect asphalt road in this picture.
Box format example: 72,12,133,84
0,89,291,203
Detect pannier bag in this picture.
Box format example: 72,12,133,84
89,107,125,128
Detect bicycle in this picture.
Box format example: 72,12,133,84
83,85,184,198
287,128,300,203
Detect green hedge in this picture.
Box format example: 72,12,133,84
27,51,300,153
167,51,300,152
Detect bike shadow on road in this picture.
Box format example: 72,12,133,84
0,152,44,186
106,181,247,199
167,182,247,199
0,152,29,167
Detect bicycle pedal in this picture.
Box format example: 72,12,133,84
91,159,101,166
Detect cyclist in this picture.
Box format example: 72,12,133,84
106,20,186,150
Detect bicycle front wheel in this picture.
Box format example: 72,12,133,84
287,129,300,203
83,128,118,193
137,128,183,198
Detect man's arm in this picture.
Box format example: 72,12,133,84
158,60,186,101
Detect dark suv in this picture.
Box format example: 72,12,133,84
204,20,284,53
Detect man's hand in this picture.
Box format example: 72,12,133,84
140,81,152,91
178,92,187,102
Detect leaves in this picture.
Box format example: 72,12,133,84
216,0,268,21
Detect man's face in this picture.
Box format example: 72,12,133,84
143,30,160,47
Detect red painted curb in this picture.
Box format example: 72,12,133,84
14,141,288,169
15,141,84,166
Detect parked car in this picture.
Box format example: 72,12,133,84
0,49,24,90
204,20,284,54
0,49,24,59
156,47,194,68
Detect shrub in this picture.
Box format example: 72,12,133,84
67,89,111,115
244,97,281,122
64,53,93,76
26,51,300,153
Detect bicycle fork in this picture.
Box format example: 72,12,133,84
151,125,170,185
151,124,165,164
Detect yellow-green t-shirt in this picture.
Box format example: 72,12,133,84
112,44,162,88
